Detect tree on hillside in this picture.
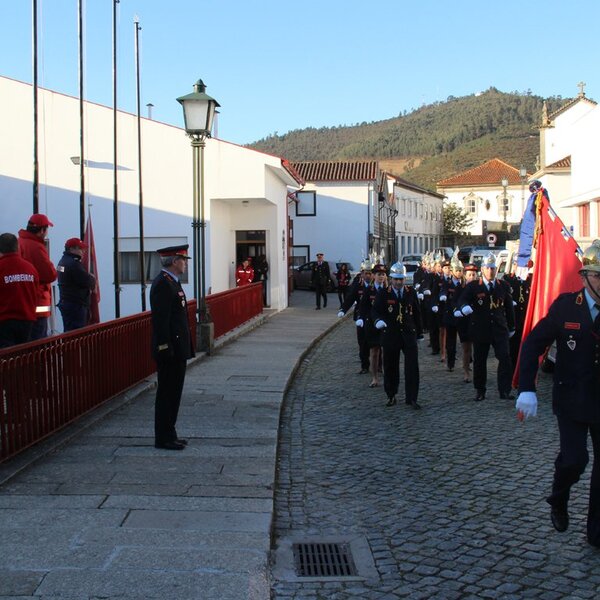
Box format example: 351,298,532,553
443,202,474,237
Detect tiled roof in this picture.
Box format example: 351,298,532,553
546,155,571,169
392,175,445,199
548,96,597,121
437,158,526,187
291,160,377,182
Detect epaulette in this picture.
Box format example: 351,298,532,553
576,291,584,305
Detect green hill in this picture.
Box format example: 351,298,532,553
247,88,566,190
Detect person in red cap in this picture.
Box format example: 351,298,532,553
235,257,254,287
0,233,39,347
150,244,195,450
18,213,57,339
57,237,96,332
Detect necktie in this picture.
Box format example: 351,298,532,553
488,282,494,293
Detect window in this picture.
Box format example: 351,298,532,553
119,237,188,283
295,191,316,216
402,199,406,216
419,203,423,219
291,245,310,267
580,203,590,237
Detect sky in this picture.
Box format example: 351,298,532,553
1,0,599,146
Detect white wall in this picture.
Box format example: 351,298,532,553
0,76,295,330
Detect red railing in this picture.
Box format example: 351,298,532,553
206,282,264,339
0,302,197,463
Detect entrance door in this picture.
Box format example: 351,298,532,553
235,230,266,270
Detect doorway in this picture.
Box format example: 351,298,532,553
235,230,266,265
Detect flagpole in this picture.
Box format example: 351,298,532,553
112,0,121,318
32,0,39,213
78,0,85,239
134,15,146,311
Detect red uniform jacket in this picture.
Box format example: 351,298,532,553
236,266,254,286
18,229,57,317
0,253,39,322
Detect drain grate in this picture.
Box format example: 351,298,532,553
293,542,358,577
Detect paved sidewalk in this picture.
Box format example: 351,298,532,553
0,290,340,600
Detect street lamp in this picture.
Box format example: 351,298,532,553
501,177,509,231
177,79,220,352
519,166,527,215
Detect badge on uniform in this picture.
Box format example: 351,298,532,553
388,305,394,313
478,298,484,306
567,337,576,351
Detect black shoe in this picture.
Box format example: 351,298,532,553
176,438,188,446
315,307,321,310
385,397,397,407
550,507,569,532
499,391,515,400
155,441,185,450
474,392,485,402
447,366,454,372
408,400,421,410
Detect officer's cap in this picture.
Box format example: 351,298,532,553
157,244,191,259
372,264,386,274
464,264,478,273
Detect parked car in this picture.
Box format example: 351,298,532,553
458,245,501,265
433,247,454,260
403,262,419,285
292,261,356,291
401,254,423,265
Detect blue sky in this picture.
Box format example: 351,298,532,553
2,0,599,146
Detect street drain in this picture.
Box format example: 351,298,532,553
293,542,357,577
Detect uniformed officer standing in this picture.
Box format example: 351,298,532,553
311,252,332,310
440,256,465,372
503,259,531,369
516,240,600,546
372,262,423,408
150,245,195,450
422,260,441,355
458,254,515,401
338,261,373,374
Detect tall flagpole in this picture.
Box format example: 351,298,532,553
32,0,39,213
112,0,121,317
134,15,146,311
78,0,85,239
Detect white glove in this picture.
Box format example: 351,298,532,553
453,310,463,318
431,306,438,313
516,391,538,419
513,301,518,306
423,289,432,296
415,283,421,290
355,319,364,328
508,329,516,338
337,310,345,318
417,293,424,301
375,320,387,330
439,295,447,302
461,305,474,316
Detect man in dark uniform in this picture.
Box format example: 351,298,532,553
516,239,600,546
311,252,332,309
503,258,531,369
372,261,423,408
422,259,441,354
150,245,195,450
458,254,515,401
338,260,373,374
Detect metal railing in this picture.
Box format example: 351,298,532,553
0,302,196,463
206,282,264,339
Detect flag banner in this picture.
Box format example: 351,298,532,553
83,216,101,324
516,189,538,267
512,186,582,387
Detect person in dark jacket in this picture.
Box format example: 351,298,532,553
516,239,600,546
57,238,96,332
335,262,351,309
372,261,423,408
150,244,195,451
311,252,332,309
458,254,515,401
503,258,531,369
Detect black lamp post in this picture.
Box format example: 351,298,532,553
519,166,527,215
177,79,220,352
501,177,509,232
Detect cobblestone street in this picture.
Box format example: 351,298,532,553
272,318,600,599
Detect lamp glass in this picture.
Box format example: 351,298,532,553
181,99,213,135
501,178,509,188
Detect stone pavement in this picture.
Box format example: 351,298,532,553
272,320,600,599
0,290,340,600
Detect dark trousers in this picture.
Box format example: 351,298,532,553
356,325,369,370
155,358,187,444
382,343,419,403
315,283,327,308
0,319,33,348
429,312,440,352
445,324,458,369
473,335,512,395
509,330,522,372
30,317,49,340
337,287,348,308
549,416,600,545
59,302,88,332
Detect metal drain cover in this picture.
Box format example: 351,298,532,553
293,542,357,577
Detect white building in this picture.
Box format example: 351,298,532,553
0,76,301,328
534,90,600,245
436,158,529,239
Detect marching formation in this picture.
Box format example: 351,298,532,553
338,249,531,409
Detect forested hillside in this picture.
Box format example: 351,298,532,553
248,88,565,189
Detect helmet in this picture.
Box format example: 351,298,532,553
451,252,464,271
360,260,374,272
580,239,600,274
482,254,497,269
529,180,543,194
389,262,406,279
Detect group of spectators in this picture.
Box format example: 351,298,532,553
235,254,269,306
0,213,96,349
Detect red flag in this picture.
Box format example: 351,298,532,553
512,187,582,387
82,216,101,324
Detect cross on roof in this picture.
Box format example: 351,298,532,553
578,81,586,97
